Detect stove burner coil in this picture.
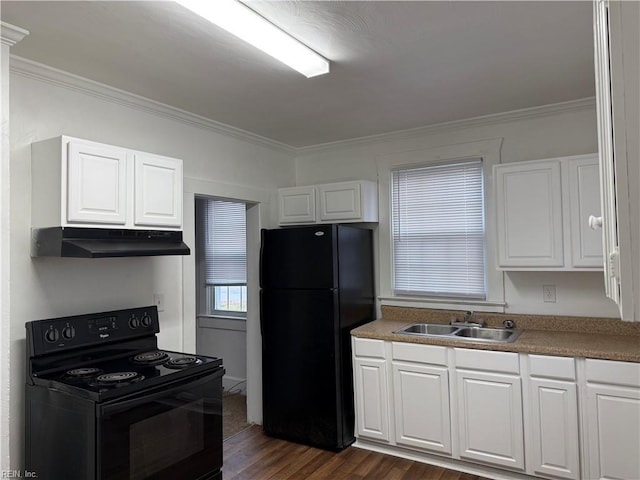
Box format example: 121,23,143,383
132,351,170,365
66,367,102,378
96,371,141,384
165,356,202,369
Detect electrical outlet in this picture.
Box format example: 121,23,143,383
153,293,165,312
543,285,556,303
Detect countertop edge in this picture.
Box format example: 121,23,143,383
351,319,640,363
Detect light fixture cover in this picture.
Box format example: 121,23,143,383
176,0,330,78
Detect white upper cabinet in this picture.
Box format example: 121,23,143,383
66,140,128,225
494,154,602,270
495,159,564,268
133,152,182,228
32,136,183,230
278,186,317,224
567,156,603,267
278,180,378,225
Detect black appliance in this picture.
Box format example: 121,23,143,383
31,227,191,258
260,224,374,450
25,306,224,480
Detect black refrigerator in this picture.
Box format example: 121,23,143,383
260,224,375,450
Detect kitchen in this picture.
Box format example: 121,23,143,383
1,1,638,479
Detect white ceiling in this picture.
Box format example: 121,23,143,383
2,1,595,148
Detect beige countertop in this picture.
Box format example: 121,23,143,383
352,308,640,362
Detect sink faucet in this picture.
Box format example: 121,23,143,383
450,311,486,328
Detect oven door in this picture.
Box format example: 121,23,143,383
98,369,223,480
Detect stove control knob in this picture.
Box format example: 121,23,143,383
62,326,75,340
141,313,152,328
128,315,140,329
45,328,60,343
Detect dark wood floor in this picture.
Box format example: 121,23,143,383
223,426,489,480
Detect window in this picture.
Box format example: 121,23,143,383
196,198,247,317
391,159,486,299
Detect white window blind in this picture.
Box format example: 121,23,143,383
202,200,247,286
391,159,486,299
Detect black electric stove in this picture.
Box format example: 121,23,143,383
25,306,224,480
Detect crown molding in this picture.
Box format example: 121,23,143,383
9,54,596,156
9,55,296,155
297,96,597,154
1,22,29,47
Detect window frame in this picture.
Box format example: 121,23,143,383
377,138,505,312
195,196,248,320
391,159,487,299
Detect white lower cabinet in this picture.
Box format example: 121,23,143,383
392,342,451,455
584,359,640,480
454,349,525,471
352,338,390,442
525,355,580,480
352,337,639,479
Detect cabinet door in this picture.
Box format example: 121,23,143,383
456,369,525,471
353,357,390,442
67,140,128,225
318,182,362,222
568,155,603,268
495,161,564,268
392,362,451,454
585,383,640,480
134,153,182,228
529,378,580,480
278,187,316,224
593,0,638,321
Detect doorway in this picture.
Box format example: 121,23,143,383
195,196,248,393
192,194,268,436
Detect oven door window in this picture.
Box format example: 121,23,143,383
99,371,223,480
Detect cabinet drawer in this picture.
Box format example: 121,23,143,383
392,342,447,366
586,359,640,387
353,337,385,358
454,348,519,374
528,354,576,380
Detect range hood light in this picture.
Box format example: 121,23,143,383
175,0,330,78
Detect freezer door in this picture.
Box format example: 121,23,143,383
261,289,352,449
260,226,337,289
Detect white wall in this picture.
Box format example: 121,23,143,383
8,61,294,468
294,100,621,319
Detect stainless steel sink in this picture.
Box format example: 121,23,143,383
394,323,522,343
399,324,460,335
454,327,521,342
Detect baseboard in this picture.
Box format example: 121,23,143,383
353,438,535,480
223,375,247,395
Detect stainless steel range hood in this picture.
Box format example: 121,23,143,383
31,227,190,258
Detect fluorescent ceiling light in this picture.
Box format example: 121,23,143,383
176,0,330,78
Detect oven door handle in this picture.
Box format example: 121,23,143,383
99,369,223,418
